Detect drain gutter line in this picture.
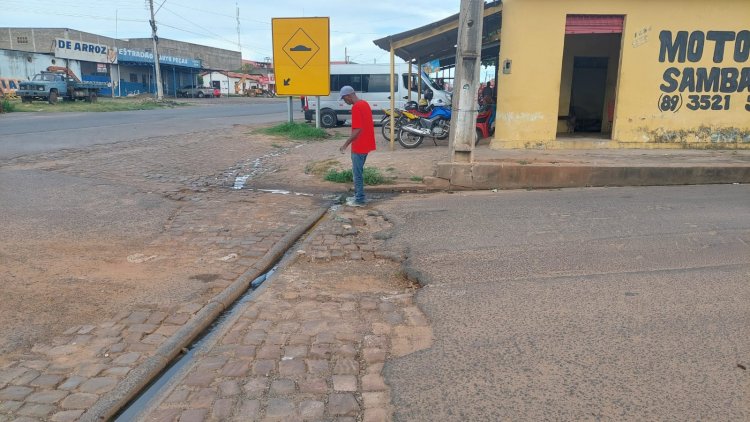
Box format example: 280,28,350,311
80,206,328,422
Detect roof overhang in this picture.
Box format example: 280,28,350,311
373,1,502,66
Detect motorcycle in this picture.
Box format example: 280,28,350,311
397,105,452,149
380,101,419,141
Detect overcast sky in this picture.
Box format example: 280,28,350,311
2,0,463,65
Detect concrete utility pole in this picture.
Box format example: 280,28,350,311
449,0,484,163
149,0,164,100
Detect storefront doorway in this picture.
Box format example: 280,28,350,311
557,15,624,138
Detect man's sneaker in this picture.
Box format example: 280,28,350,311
346,197,366,207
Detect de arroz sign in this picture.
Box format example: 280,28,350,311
55,38,116,64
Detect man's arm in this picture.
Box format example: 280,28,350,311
340,128,362,153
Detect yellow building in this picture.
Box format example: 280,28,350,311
495,0,750,149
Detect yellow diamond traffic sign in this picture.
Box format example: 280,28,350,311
272,17,330,96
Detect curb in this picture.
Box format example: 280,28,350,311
80,205,329,421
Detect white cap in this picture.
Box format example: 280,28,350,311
339,85,355,99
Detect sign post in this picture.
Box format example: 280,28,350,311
272,17,330,123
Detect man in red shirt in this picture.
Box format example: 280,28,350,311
338,85,376,206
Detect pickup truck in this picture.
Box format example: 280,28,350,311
17,70,107,104
177,84,216,98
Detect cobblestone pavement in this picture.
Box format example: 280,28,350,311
0,126,333,421
140,205,432,422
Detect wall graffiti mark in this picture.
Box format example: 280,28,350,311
657,30,750,113
632,26,653,48
0,78,23,95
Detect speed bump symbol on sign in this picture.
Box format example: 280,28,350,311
284,29,319,69
272,17,330,96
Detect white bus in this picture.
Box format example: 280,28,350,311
303,63,451,128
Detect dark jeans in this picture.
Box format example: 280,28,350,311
351,153,368,203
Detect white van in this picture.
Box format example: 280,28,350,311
303,63,451,128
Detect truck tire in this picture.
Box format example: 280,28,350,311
48,90,58,104
197,91,205,98
87,92,97,103
320,109,337,128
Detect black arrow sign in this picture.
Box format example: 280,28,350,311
283,78,291,86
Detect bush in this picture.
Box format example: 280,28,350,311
263,122,327,140
1,99,15,113
324,167,390,185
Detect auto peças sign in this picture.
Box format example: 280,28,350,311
657,30,750,113
55,38,117,64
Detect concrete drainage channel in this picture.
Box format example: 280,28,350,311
79,205,329,422
113,267,276,421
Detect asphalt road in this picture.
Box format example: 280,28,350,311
380,185,750,421
0,99,291,160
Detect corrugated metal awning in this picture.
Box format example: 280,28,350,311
566,15,624,34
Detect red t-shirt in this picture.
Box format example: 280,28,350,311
351,100,376,154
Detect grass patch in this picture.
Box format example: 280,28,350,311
324,167,391,185
410,176,424,182
9,97,183,112
305,159,341,176
270,143,284,149
517,160,530,165
1,99,16,113
262,122,328,141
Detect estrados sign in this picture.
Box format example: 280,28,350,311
55,39,116,64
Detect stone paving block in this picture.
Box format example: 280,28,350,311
221,360,251,378
0,367,27,385
363,348,386,364
333,375,357,392
299,377,327,394
283,345,307,359
78,376,118,394
57,376,86,391
183,369,216,387
363,407,389,422
18,361,48,371
299,400,325,420
236,399,260,420
17,402,55,417
50,409,85,422
333,358,359,375
163,313,191,325
242,377,268,398
0,385,33,401
12,369,41,385
28,374,64,388
256,345,282,359
165,388,189,403
0,400,23,412
266,398,296,419
362,374,387,391
146,408,180,422
218,380,241,397
234,345,256,358
251,360,275,376
103,366,131,377
211,398,235,420
188,388,217,408
25,389,68,404
123,311,149,325
179,408,207,422
328,393,360,416
60,392,98,409
362,392,388,409
279,359,306,377
306,359,329,375
270,378,296,395
112,352,141,366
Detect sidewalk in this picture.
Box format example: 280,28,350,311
136,205,428,421
431,146,750,190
